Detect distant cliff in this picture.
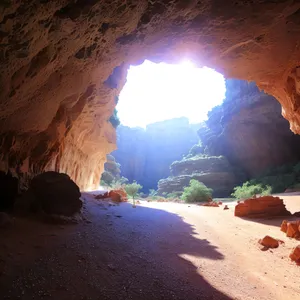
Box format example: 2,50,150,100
113,118,199,192
157,155,240,197
198,80,300,177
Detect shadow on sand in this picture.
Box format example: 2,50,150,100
0,194,233,300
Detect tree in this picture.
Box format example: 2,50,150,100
124,181,142,206
181,179,213,203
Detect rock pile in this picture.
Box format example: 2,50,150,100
234,196,291,218
280,220,300,239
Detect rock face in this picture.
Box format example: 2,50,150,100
157,155,239,197
1,2,300,189
234,196,291,218
199,80,300,177
17,172,82,216
113,118,198,192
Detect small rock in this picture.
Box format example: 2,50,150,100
286,222,299,238
223,205,229,210
289,245,300,264
280,220,288,233
259,235,279,249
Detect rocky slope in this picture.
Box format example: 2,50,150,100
157,155,240,197
198,80,300,177
113,118,199,192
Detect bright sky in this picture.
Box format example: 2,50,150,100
117,60,226,128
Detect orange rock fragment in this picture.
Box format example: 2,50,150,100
259,235,279,249
108,189,128,202
289,245,300,264
286,222,300,238
280,220,288,233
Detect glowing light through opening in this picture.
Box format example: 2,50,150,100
117,60,226,128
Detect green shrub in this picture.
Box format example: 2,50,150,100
181,179,213,203
231,182,272,199
124,181,143,199
167,191,182,199
149,189,157,197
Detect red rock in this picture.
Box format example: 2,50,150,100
259,236,279,249
218,201,223,205
286,222,300,238
223,205,229,210
289,245,300,264
108,189,128,202
234,196,291,218
95,192,109,199
280,220,288,233
202,202,219,207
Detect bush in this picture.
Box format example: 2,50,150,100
181,179,213,203
231,182,272,199
148,189,157,197
167,191,182,199
124,181,142,199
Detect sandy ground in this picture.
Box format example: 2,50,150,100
0,193,299,300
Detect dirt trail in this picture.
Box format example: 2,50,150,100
0,193,299,300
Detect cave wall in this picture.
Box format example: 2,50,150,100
1,1,300,189
199,80,300,177
113,118,199,192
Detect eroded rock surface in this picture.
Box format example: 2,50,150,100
16,171,82,216
234,196,291,218
158,155,239,197
1,1,300,189
198,80,300,177
113,118,198,192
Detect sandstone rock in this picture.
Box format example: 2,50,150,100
108,189,127,202
1,2,300,191
286,222,300,238
198,80,300,177
281,220,288,233
95,192,109,200
218,201,223,205
224,205,229,210
259,236,279,249
234,196,291,218
158,156,239,197
202,202,219,207
289,245,300,264
19,172,82,216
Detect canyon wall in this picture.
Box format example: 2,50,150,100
113,118,199,192
1,1,300,189
199,80,300,177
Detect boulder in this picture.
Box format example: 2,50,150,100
158,155,239,198
0,212,13,229
289,245,300,264
234,196,291,218
17,172,82,216
259,235,279,249
281,220,288,233
286,222,300,238
95,192,109,199
108,189,128,202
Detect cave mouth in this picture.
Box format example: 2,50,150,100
116,60,226,128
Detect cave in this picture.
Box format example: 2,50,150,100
1,1,300,191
